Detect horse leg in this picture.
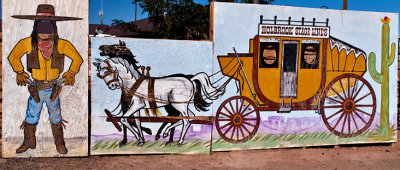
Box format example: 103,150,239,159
163,120,183,138
119,125,128,148
155,122,168,141
163,117,190,146
157,104,179,142
172,104,192,146
124,99,145,146
133,111,145,146
178,119,191,146
120,117,140,141
129,120,152,135
121,96,152,135
166,127,175,145
166,109,194,145
188,109,195,117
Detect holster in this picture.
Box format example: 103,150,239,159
28,85,40,103
50,84,62,102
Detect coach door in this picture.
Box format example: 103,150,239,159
280,40,299,98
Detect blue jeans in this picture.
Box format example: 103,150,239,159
25,88,62,125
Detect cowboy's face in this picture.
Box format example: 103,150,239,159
36,20,54,40
263,45,277,65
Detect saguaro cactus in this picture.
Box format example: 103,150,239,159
368,16,396,136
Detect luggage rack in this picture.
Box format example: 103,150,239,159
259,15,329,27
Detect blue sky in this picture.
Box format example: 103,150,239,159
88,0,400,25
89,0,208,25
0,0,398,27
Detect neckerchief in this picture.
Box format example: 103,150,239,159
38,38,54,60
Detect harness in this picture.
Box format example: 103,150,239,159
96,60,119,87
97,61,158,109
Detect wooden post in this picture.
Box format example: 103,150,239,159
343,0,347,10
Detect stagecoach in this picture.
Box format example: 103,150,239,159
215,16,376,143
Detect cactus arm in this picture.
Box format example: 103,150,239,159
387,43,396,66
368,52,383,84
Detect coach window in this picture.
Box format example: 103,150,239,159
300,41,320,69
259,39,280,68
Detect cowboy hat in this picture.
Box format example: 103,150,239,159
12,4,81,21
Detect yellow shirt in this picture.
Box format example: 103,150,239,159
8,37,83,81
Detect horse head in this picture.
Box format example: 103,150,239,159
93,58,120,90
99,40,130,57
98,40,141,72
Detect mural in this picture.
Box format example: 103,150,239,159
211,2,397,151
2,0,88,157
91,38,218,154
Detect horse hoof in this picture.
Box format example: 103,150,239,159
144,128,152,135
177,143,183,147
163,132,169,138
165,141,173,146
119,141,127,148
155,134,160,141
136,142,144,147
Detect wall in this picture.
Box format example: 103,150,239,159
2,0,88,157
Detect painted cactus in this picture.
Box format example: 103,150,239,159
368,16,396,136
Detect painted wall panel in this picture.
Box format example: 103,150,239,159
91,37,215,154
211,2,398,151
2,0,88,157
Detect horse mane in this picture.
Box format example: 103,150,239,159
109,57,142,78
110,51,141,71
100,41,142,76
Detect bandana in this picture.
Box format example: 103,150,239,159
38,38,54,60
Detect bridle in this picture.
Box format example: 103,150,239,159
97,60,119,87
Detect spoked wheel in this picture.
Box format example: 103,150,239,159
215,96,260,143
321,73,376,137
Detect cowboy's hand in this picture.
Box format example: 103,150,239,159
62,71,75,86
16,71,29,86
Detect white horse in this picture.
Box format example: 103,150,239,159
93,57,224,146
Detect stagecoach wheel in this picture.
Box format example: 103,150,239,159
215,96,260,143
321,74,376,137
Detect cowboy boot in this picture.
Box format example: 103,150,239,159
51,122,68,154
16,122,37,153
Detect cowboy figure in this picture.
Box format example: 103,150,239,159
7,4,83,154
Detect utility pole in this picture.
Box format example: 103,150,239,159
343,0,347,10
132,1,137,22
99,0,104,25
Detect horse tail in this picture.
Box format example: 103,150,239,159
190,72,225,104
192,80,211,111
